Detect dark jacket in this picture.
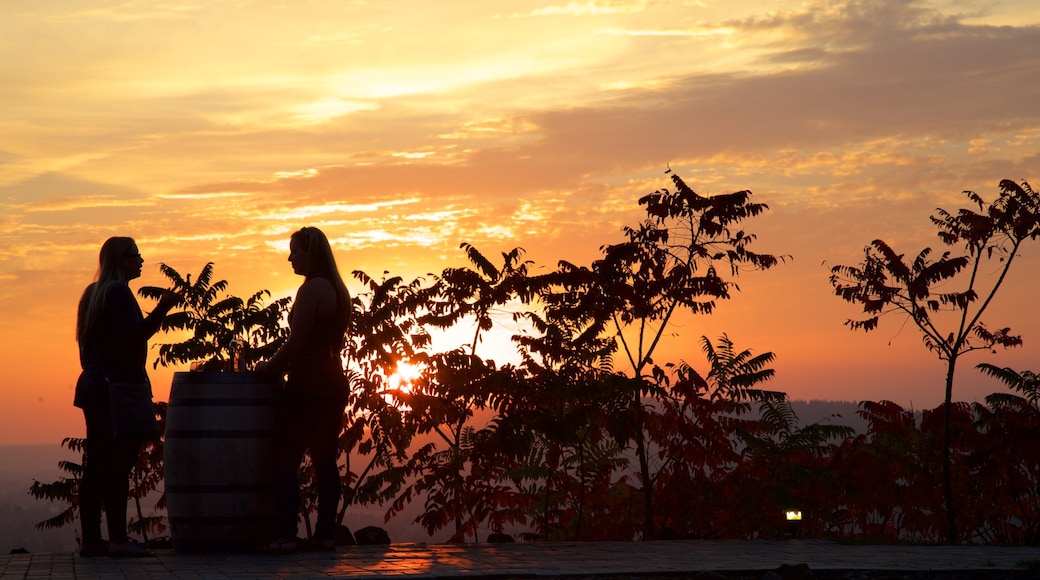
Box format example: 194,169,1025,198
74,283,170,409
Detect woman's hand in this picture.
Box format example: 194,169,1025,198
157,289,183,310
255,360,284,378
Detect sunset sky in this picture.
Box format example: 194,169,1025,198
2,0,1039,445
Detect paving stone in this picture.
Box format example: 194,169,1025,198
1,540,1039,579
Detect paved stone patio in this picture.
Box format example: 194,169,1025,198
2,540,1039,579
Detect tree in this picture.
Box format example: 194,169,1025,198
423,243,532,354
649,335,785,538
488,359,632,541
29,438,84,533
733,397,854,539
971,364,1040,544
977,363,1040,411
531,172,784,539
387,245,536,542
829,179,1040,543
339,272,430,528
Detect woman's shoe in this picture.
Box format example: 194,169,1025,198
260,537,298,555
108,541,154,558
299,536,336,552
79,540,108,557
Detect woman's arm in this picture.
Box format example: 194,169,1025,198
105,284,179,342
100,285,175,381
139,288,181,340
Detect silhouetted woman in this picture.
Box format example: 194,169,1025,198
75,237,179,557
258,226,351,553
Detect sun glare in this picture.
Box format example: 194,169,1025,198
387,361,423,395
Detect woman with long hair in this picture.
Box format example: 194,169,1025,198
258,226,351,553
75,237,179,557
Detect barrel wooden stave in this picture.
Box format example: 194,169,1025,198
164,372,280,552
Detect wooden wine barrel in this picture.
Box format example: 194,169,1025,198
164,371,280,552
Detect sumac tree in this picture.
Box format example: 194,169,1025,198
829,179,1040,543
529,172,784,539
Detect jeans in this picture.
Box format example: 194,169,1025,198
273,388,347,540
80,402,142,544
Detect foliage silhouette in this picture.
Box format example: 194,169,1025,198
384,245,537,541
424,243,533,353
28,438,83,532
140,262,291,371
971,364,1040,543
33,173,1040,549
977,363,1040,410
336,272,429,531
970,366,1040,544
734,397,855,538
526,172,785,539
648,334,777,538
830,179,1040,543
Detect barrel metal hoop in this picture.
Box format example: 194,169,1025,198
166,484,271,493
170,515,274,525
170,397,274,406
165,429,273,438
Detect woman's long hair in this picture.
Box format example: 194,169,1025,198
76,236,137,344
291,227,351,334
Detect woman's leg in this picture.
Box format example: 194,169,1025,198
79,405,110,549
309,393,346,541
310,408,342,540
273,395,308,541
103,435,141,544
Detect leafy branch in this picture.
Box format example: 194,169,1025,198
139,262,291,371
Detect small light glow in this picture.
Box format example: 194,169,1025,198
785,510,803,521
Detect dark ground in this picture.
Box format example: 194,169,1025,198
545,570,1040,580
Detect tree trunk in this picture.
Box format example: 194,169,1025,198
632,392,654,540
941,360,957,544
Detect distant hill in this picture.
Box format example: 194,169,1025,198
789,399,865,434
0,445,78,554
